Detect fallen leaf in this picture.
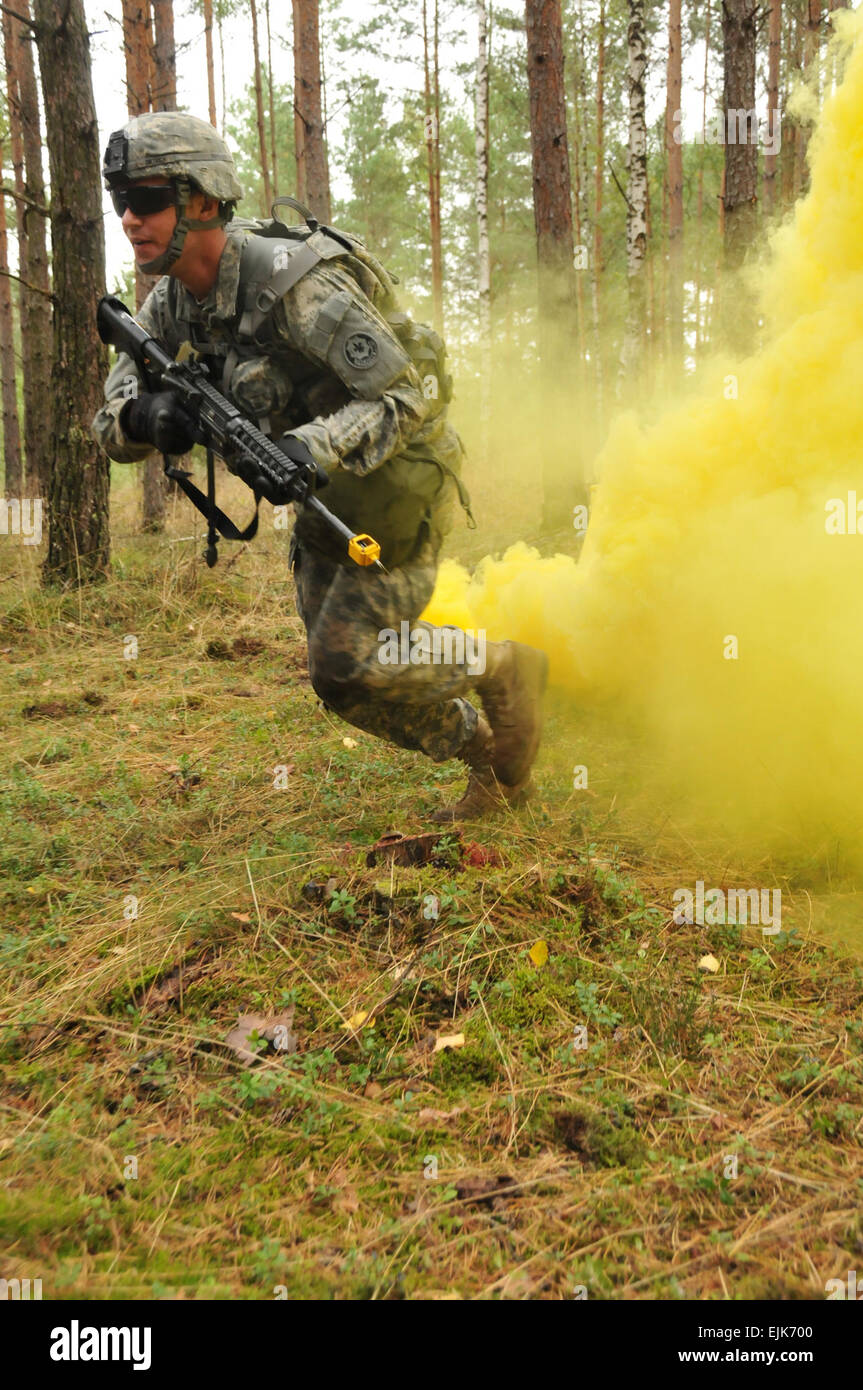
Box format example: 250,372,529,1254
230,912,252,924
699,953,720,973
418,1106,465,1124
342,736,358,748
224,1010,297,1066
346,1010,373,1031
462,840,504,868
127,723,140,733
529,939,549,967
454,1175,519,1209
433,1032,465,1054
363,1080,383,1099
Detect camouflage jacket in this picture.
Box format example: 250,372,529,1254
91,230,466,565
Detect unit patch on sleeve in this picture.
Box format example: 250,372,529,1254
343,331,379,369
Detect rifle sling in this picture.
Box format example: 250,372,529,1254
163,450,261,568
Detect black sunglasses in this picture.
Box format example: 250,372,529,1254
111,184,178,218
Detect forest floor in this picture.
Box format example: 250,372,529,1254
0,472,861,1300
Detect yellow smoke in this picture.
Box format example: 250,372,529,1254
423,9,863,869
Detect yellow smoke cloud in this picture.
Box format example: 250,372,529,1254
423,9,863,869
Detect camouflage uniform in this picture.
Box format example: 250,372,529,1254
92,229,481,761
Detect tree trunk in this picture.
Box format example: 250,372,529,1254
722,1,759,272
3,6,29,484
120,0,151,114
594,0,604,281
619,0,648,387
525,0,575,352
218,7,226,128
764,0,781,214
797,2,822,186
250,0,272,213
475,0,491,467
665,0,683,370
6,0,51,497
422,0,443,331
695,0,711,357
203,0,217,126
34,0,110,584
569,5,585,363
266,0,278,198
151,0,177,113
0,140,22,497
121,0,165,531
292,0,330,221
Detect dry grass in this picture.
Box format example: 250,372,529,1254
0,470,861,1300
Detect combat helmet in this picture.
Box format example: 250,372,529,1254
103,112,244,275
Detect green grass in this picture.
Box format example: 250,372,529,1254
0,474,861,1300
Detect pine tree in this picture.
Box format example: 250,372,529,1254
33,0,110,583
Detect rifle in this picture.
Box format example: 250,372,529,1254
96,295,384,571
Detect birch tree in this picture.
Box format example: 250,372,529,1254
619,0,648,386
0,136,22,495
665,0,683,368
423,0,443,330
250,0,272,212
475,0,491,462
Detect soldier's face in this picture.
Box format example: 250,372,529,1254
121,176,179,265
121,176,211,266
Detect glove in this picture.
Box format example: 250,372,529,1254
276,434,329,498
121,391,202,455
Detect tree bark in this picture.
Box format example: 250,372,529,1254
250,0,272,213
33,0,111,584
266,0,278,197
475,0,491,466
0,138,22,497
6,0,51,496
695,0,711,356
292,0,330,221
722,0,759,272
151,0,177,113
422,0,443,331
121,0,165,531
525,0,575,355
120,0,152,114
665,0,683,369
764,0,781,214
203,0,217,127
619,0,648,387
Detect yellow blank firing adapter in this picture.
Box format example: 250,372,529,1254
348,533,381,565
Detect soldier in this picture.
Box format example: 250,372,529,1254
91,112,548,820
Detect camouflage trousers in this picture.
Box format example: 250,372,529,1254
289,533,482,762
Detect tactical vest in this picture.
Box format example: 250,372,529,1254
178,198,473,568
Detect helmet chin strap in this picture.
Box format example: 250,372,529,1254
137,177,231,276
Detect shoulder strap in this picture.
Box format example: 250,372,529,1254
238,235,323,339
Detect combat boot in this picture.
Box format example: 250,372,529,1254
432,715,533,823
475,640,548,786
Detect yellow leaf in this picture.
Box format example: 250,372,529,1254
698,953,720,973
433,1032,465,1053
529,939,549,967
347,1010,373,1031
